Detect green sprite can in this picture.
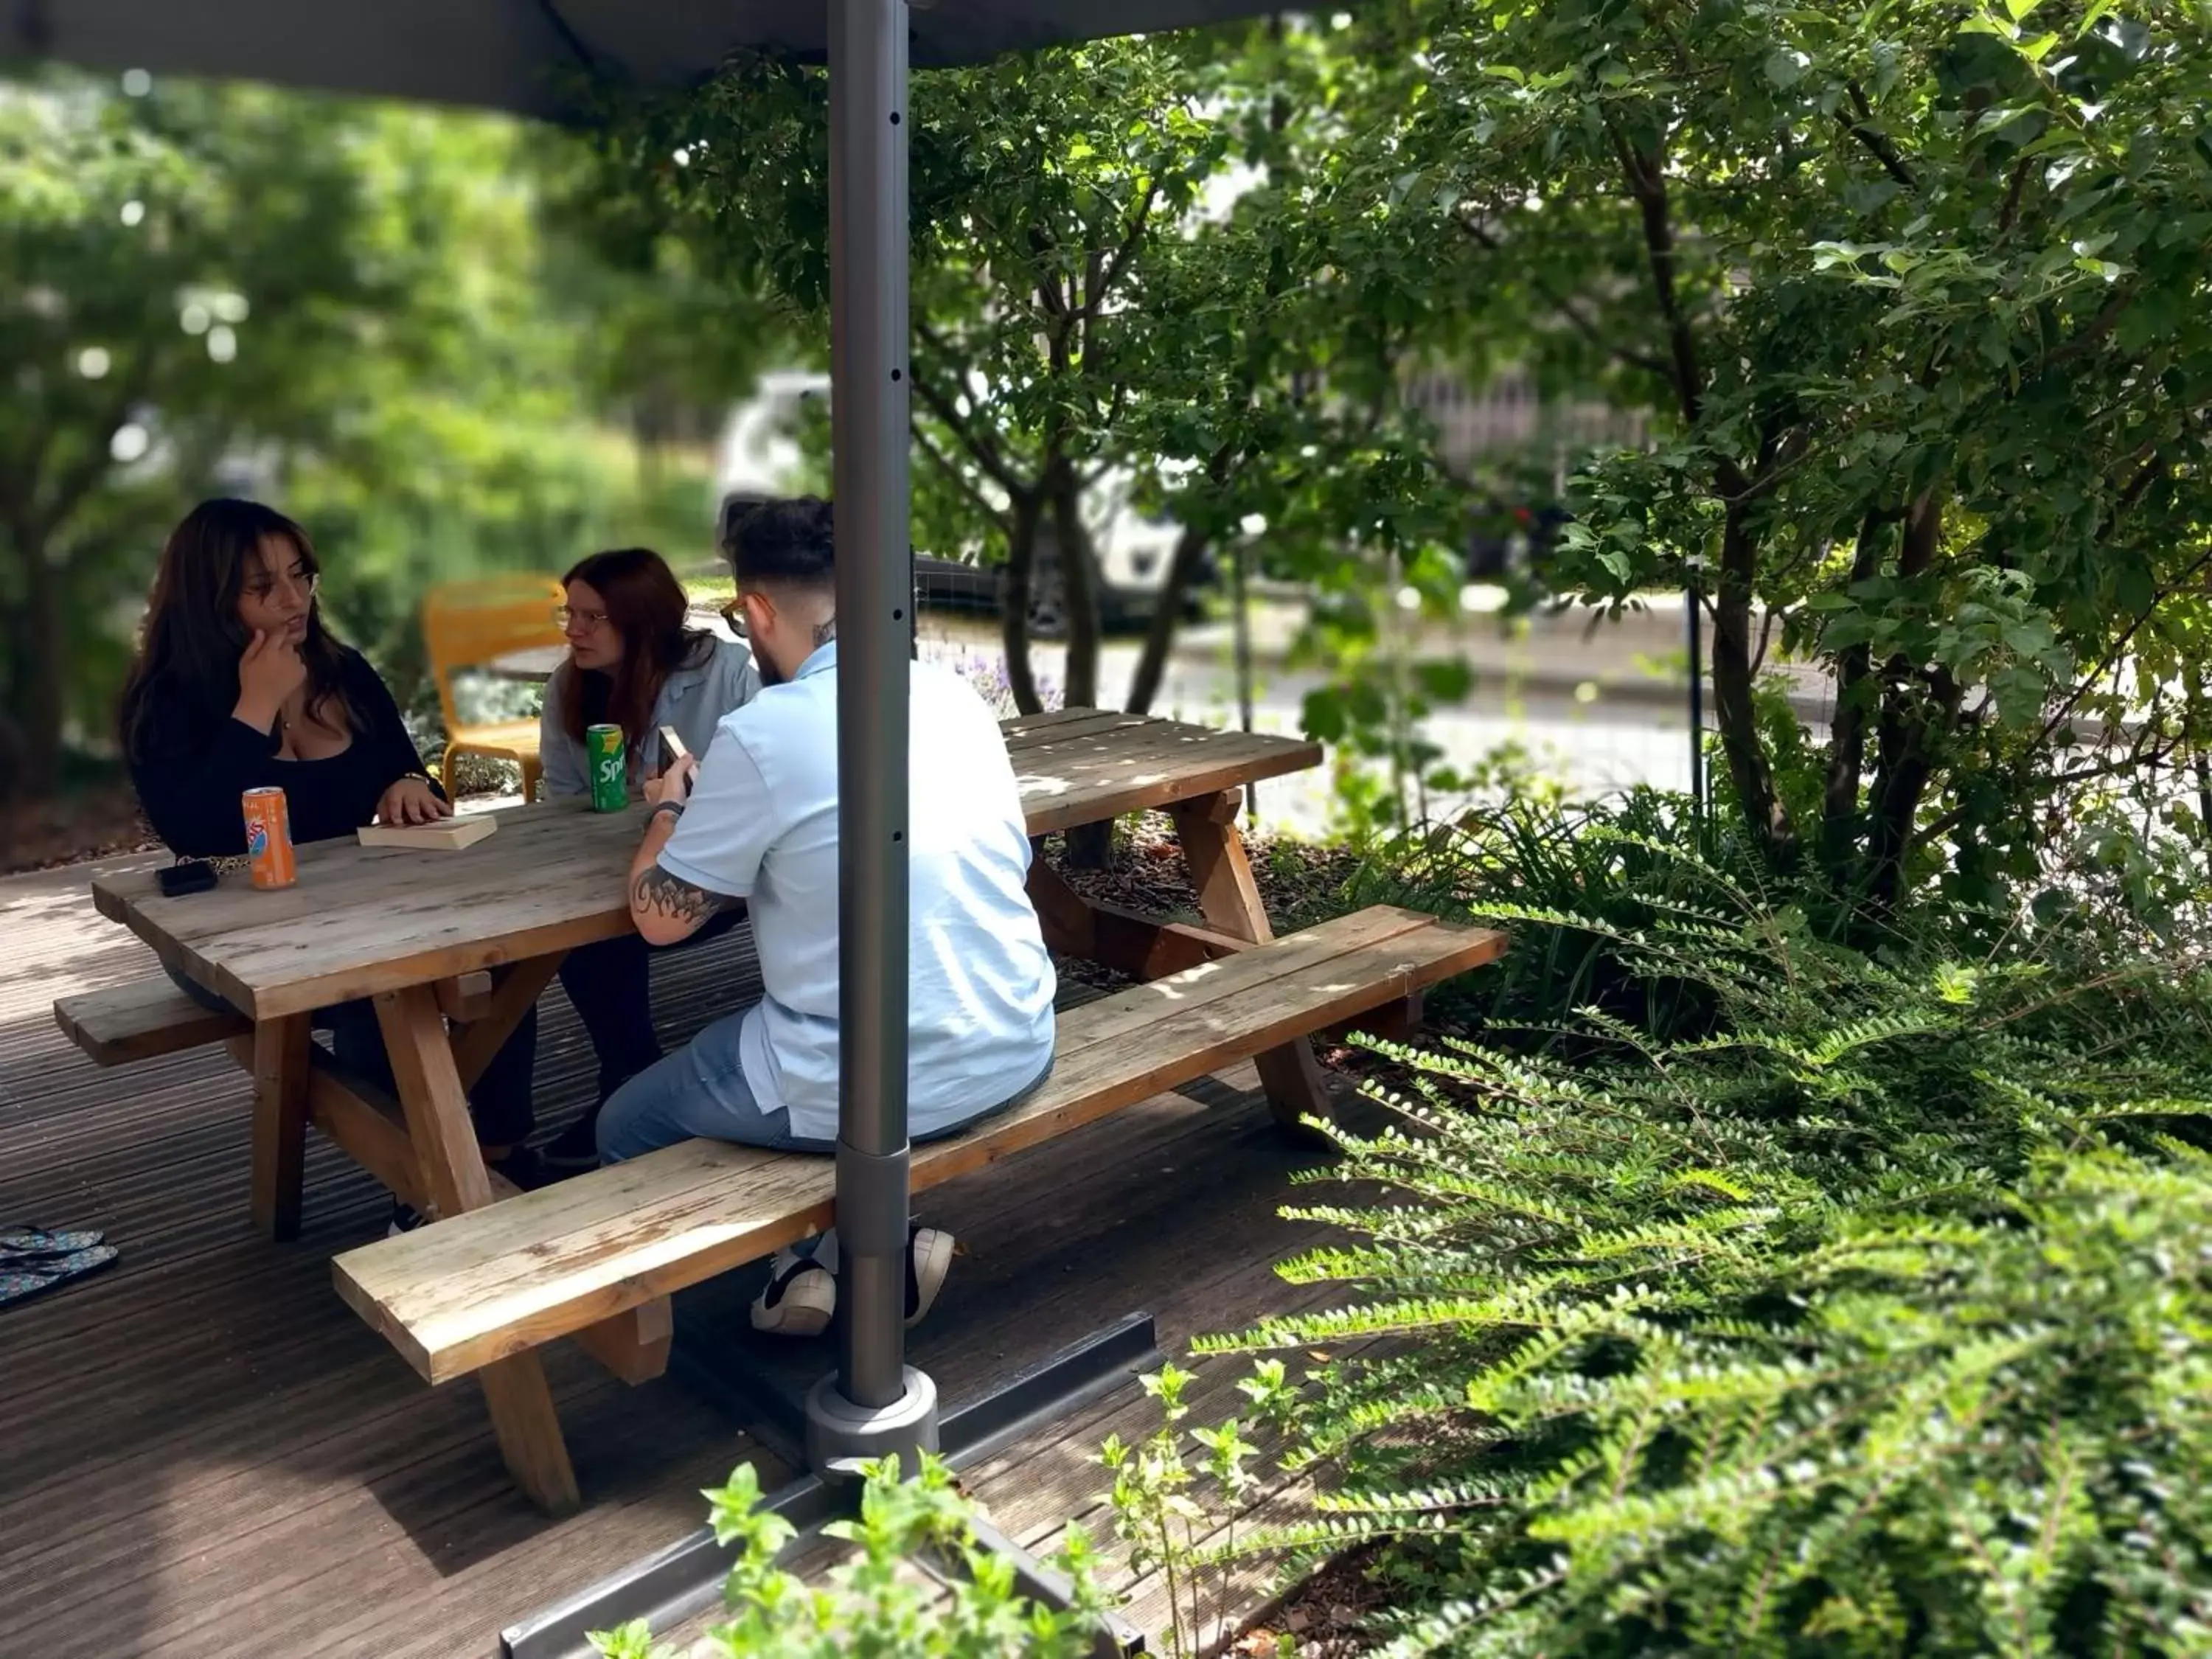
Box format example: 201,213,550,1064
585,723,628,813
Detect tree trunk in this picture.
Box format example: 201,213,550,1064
998,492,1046,716
1048,466,1102,712
1124,522,1214,715
1046,470,1114,867
1819,512,1893,881
1708,502,1796,869
1862,493,1948,911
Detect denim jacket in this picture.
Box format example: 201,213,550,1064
538,634,762,800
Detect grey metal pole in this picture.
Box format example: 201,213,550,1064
1685,558,1703,816
821,0,925,1430
1233,538,1256,824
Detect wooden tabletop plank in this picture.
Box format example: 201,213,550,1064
91,712,1321,1020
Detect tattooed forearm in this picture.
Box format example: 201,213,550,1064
632,864,731,930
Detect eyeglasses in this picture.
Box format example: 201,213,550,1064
718,598,750,639
246,568,319,602
554,604,611,632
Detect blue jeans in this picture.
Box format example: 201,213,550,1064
164,961,538,1148
596,1002,1054,1164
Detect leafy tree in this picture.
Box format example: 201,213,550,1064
0,73,418,796
574,23,1472,737
0,72,784,800
1359,0,2212,912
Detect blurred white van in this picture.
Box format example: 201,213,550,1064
710,371,1207,638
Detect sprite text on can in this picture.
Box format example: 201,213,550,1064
586,723,627,813
242,786,297,889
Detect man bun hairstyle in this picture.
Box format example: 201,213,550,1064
726,496,835,594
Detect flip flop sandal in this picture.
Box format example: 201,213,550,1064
0,1244,119,1308
0,1226,106,1265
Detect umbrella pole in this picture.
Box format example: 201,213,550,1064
806,0,939,1471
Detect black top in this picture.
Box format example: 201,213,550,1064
131,649,442,858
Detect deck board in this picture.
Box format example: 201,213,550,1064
0,858,1371,1658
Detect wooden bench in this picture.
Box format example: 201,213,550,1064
55,977,250,1066
330,904,1506,1506
55,970,500,1071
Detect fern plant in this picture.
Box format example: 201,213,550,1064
1194,828,2212,1655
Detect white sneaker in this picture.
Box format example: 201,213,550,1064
751,1238,837,1335
905,1225,953,1328
746,1224,956,1336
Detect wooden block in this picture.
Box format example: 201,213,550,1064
435,970,496,1023
54,978,249,1066
332,907,1509,1385
566,1297,674,1385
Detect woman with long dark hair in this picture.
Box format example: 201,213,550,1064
119,498,542,1221
539,546,759,1170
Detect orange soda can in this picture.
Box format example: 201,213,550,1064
242,786,297,889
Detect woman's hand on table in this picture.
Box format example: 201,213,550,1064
644,754,697,810
376,775,451,827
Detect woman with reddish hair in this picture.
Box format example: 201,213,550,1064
540,546,760,1169
539,546,760,799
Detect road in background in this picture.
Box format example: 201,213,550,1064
913,606,1824,838
491,593,1826,839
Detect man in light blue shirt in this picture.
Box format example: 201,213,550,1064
597,497,1057,1337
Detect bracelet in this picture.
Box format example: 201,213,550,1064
650,799,686,826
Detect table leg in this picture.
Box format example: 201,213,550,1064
375,984,580,1516
1169,790,1337,1138
1026,858,1247,980
249,1014,313,1241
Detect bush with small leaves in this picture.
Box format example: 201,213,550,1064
588,1454,1112,1659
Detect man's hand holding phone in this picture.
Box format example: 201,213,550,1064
644,753,698,810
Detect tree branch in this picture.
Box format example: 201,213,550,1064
911,321,1024,495
912,422,1012,538
32,363,157,546
2045,285,2134,369
1452,211,1672,378
1082,177,1161,323
1997,154,2034,234
1605,117,1712,445
2037,540,2212,748
1837,83,1918,193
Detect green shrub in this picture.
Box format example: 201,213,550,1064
1192,827,2212,1656
588,1455,1113,1659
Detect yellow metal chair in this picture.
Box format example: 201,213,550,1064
421,575,568,803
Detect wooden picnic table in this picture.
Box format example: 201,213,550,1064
86,705,1328,1237
84,709,1326,1507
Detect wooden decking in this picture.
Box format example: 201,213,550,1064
0,856,1358,1658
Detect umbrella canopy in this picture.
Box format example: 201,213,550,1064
10,0,1275,114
